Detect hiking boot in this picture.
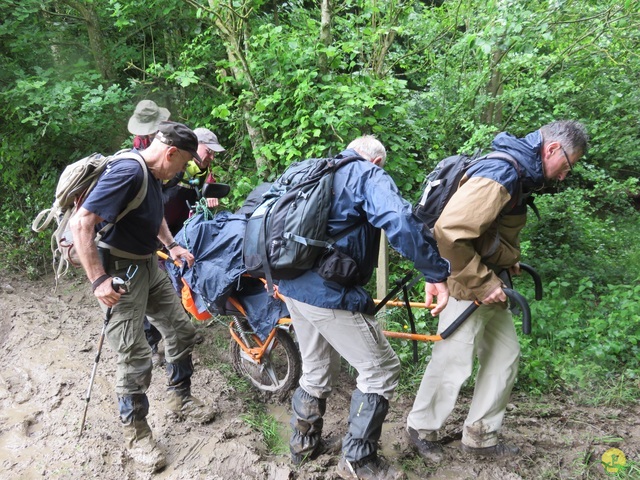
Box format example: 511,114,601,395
407,427,443,463
336,455,407,480
291,435,342,466
123,419,166,473
461,442,520,457
166,390,216,423
151,347,165,368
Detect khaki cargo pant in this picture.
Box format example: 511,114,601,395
99,254,196,396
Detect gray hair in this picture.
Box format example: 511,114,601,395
347,135,387,166
540,120,589,157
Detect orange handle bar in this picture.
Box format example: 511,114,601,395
374,300,435,309
383,330,443,342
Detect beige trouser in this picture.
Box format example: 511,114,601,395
406,297,520,448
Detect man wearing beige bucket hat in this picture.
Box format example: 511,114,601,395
128,100,171,150
127,101,172,364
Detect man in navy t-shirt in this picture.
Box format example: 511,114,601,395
70,122,216,473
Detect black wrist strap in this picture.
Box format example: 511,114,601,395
166,241,178,250
92,274,111,292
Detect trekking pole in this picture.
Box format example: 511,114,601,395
79,277,127,438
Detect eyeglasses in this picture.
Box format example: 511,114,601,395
174,149,192,164
205,147,216,157
559,145,573,172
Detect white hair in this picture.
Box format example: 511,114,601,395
347,135,387,166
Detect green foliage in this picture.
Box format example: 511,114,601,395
0,60,130,273
522,170,640,290
518,279,640,398
0,0,639,403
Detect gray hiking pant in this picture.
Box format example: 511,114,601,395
284,297,400,461
283,297,400,400
100,253,196,396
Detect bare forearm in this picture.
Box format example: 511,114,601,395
157,218,175,248
70,210,107,282
157,218,195,267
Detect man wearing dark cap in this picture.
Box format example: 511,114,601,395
70,121,217,473
163,126,226,234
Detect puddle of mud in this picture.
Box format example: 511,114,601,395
266,402,291,450
382,420,470,480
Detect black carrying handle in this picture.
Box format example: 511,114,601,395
518,262,543,301
440,287,531,339
439,300,481,339
374,271,421,314
504,287,531,334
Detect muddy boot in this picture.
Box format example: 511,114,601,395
166,355,216,423
119,394,166,473
461,442,519,457
166,389,216,423
406,427,443,463
290,387,327,465
123,419,166,473
336,454,406,480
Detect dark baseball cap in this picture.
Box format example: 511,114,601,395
155,121,202,162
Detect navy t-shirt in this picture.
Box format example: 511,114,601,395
82,156,164,255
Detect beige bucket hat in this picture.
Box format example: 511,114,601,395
128,100,171,135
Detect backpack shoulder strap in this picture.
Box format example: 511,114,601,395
96,151,149,238
483,151,520,177
112,151,149,222
482,151,540,218
333,154,366,169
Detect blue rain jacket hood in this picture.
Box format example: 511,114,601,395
490,129,545,190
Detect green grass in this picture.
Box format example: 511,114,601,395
193,319,289,455
241,404,289,455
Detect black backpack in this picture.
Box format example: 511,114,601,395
413,150,535,230
243,154,364,293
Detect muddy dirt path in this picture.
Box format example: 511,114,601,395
0,272,637,479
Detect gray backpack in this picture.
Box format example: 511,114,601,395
243,154,363,293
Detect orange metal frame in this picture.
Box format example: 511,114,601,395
374,298,444,342
158,250,445,367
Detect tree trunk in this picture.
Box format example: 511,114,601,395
318,0,332,74
372,29,396,78
61,0,115,81
206,0,267,173
481,48,504,125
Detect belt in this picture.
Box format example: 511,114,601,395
97,242,153,260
